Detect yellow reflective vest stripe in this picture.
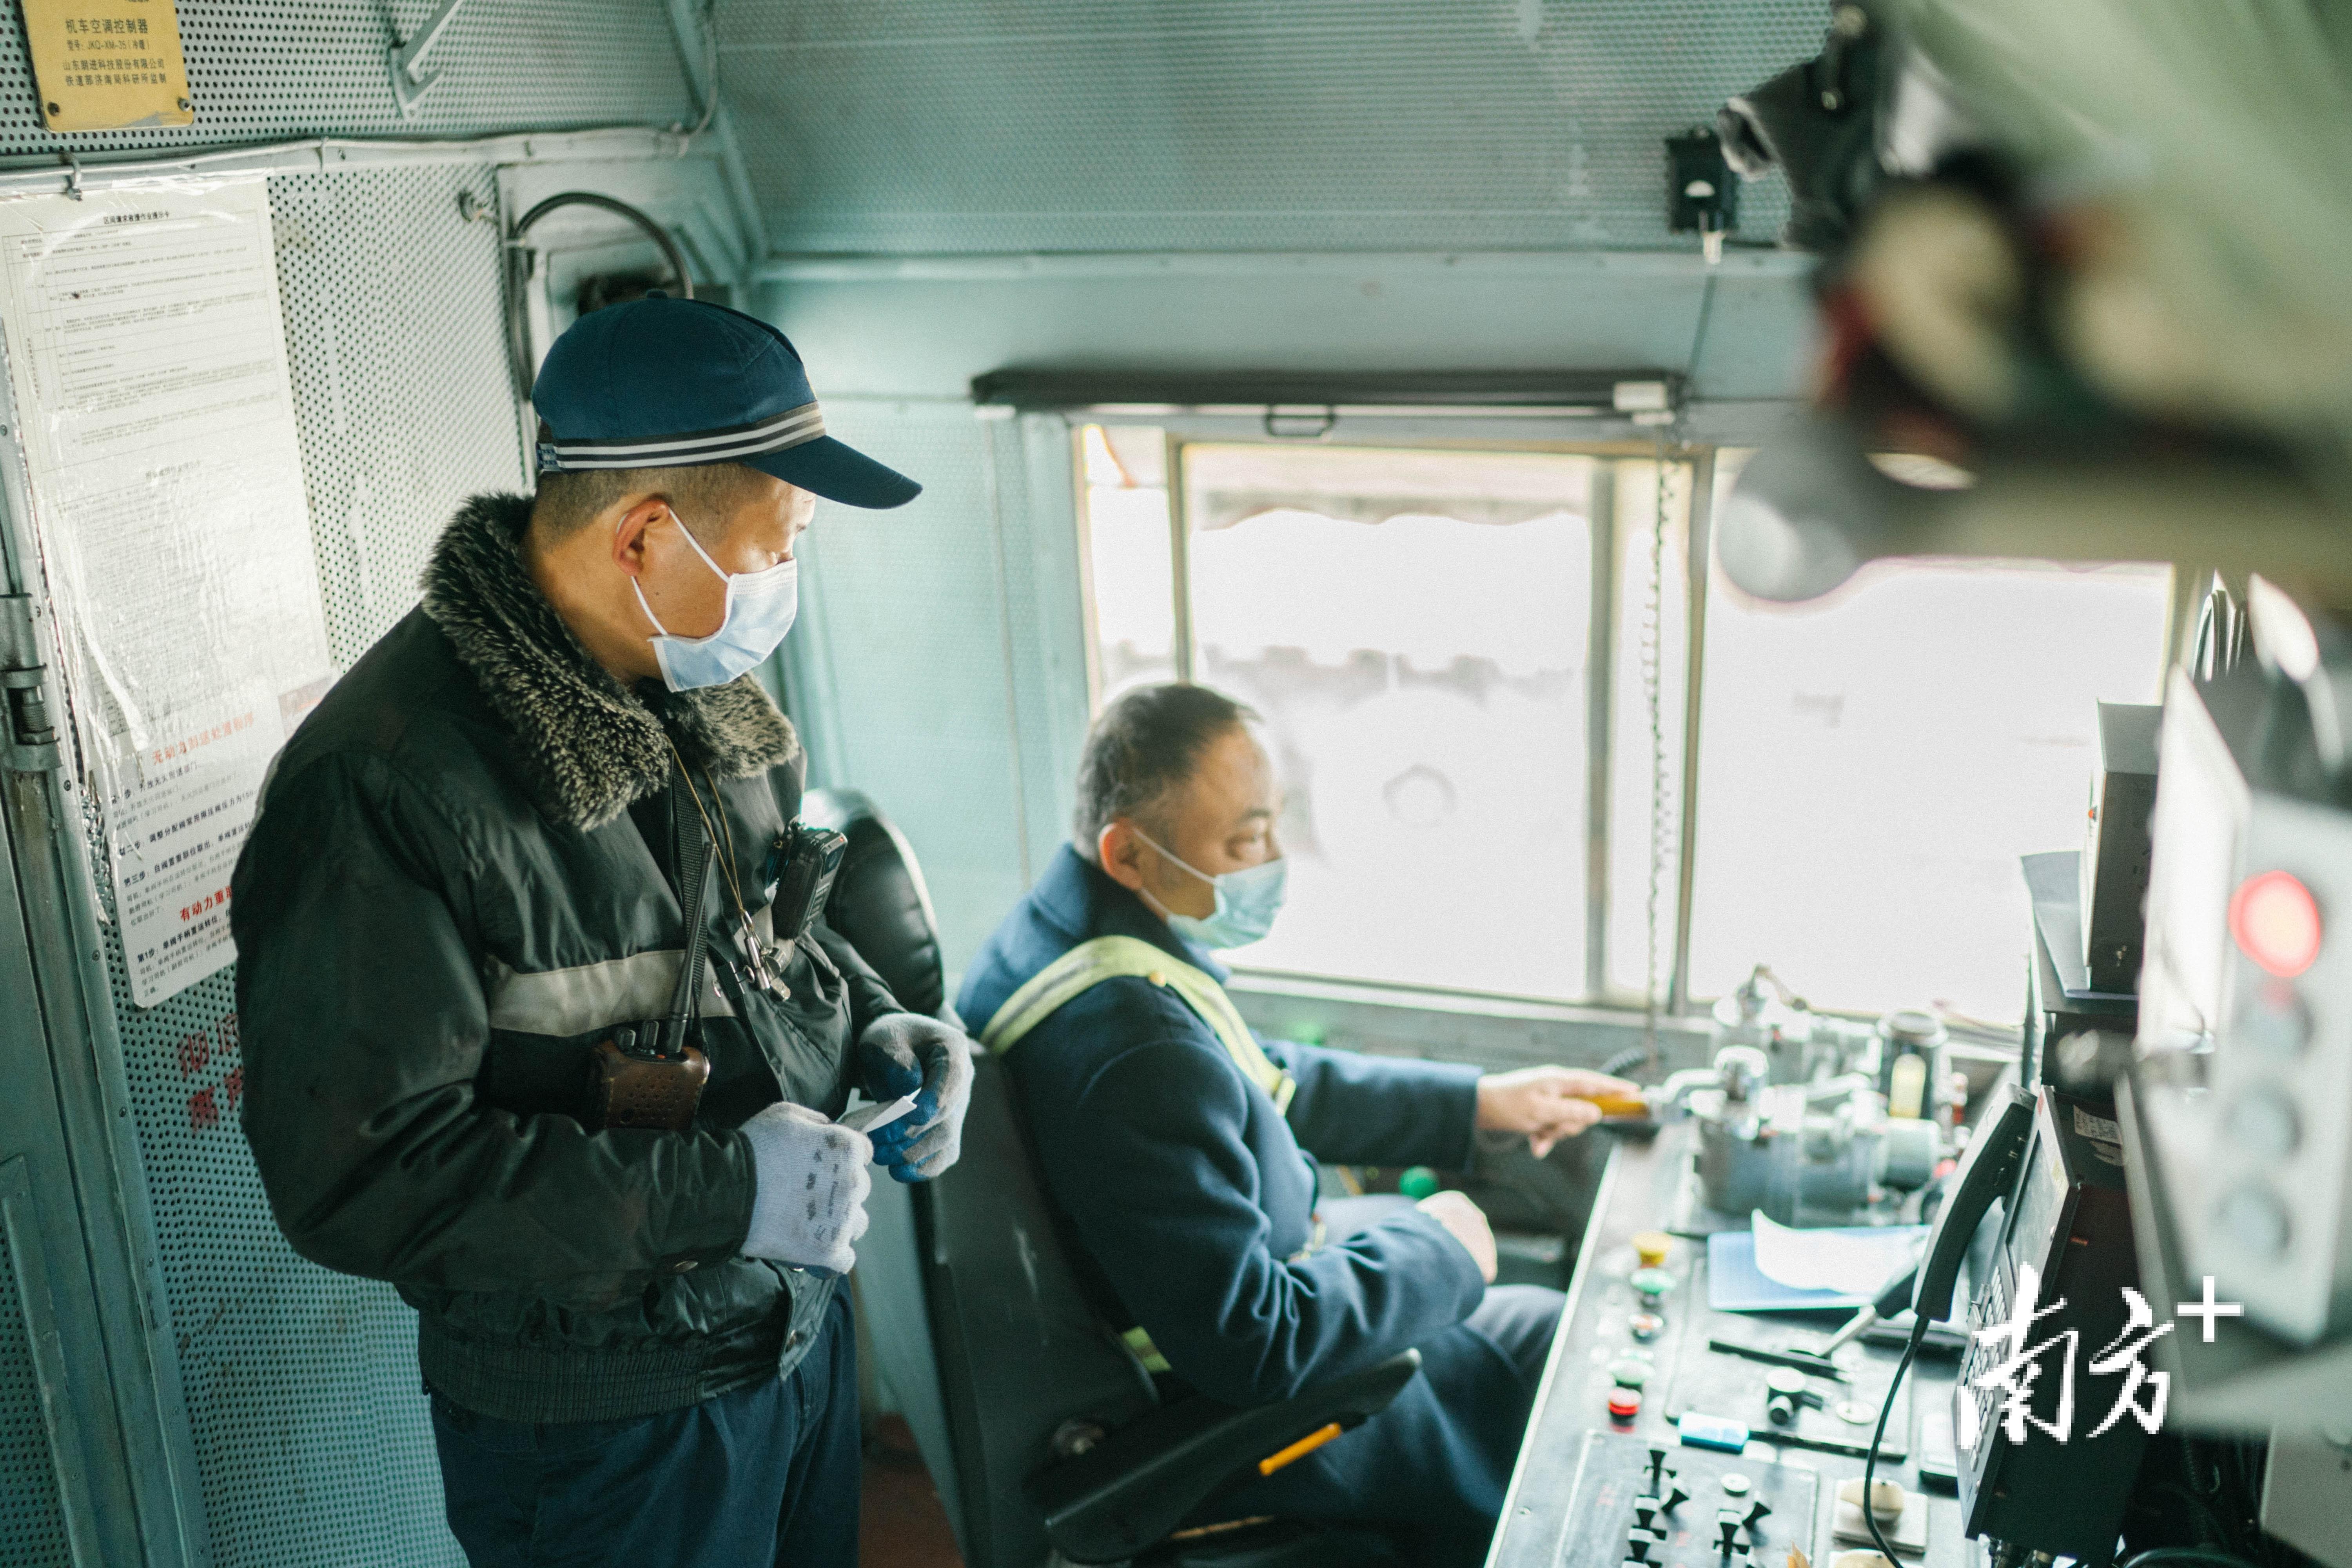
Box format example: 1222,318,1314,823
980,934,1305,1382
978,934,1298,1116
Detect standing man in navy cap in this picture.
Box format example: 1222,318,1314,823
230,297,976,1567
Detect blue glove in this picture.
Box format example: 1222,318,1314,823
855,1025,926,1162
855,1014,975,1183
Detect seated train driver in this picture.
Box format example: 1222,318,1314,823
957,682,1636,1568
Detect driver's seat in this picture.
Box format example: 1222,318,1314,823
805,789,1415,1568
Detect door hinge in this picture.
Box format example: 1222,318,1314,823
1,593,62,773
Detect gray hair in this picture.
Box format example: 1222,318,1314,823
1072,683,1257,860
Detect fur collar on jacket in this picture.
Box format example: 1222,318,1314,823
419,492,798,831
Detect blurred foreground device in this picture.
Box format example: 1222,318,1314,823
2112,587,2352,1439
1954,1091,2148,1564
1711,6,2352,609
2261,1433,2352,1568
2132,587,2352,1351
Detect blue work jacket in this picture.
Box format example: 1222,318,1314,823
956,844,1488,1407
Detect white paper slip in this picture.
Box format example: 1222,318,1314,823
840,1094,918,1134
1751,1212,1928,1296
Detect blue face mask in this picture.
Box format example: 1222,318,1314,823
1133,828,1288,950
632,512,800,692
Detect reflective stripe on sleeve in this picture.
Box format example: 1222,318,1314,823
483,950,736,1037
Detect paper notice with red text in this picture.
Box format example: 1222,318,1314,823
0,180,331,1005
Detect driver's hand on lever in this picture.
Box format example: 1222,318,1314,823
1475,1065,1642,1159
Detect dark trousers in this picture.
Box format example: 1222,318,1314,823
1215,1197,1567,1568
430,1289,859,1568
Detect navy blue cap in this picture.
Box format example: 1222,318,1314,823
531,296,920,510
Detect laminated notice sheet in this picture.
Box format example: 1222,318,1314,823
0,181,332,1006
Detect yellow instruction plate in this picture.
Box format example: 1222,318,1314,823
22,0,193,132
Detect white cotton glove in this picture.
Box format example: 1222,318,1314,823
739,1102,872,1274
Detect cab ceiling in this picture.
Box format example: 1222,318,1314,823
717,0,1829,256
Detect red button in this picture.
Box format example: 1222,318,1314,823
1608,1390,1642,1421
2232,870,2323,979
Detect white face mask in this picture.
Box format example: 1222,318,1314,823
631,513,799,691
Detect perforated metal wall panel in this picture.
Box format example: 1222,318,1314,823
0,0,694,154
79,163,522,1568
722,0,1821,254
272,164,526,664
0,1225,71,1568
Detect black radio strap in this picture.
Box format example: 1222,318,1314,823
661,760,717,1053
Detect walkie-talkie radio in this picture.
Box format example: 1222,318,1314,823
589,1016,711,1131
585,802,847,1132
766,819,848,944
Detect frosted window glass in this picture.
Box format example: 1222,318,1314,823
1688,549,2171,1020
1080,425,1177,700
1181,443,1595,998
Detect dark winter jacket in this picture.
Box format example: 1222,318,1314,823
231,493,899,1423
956,845,1488,1407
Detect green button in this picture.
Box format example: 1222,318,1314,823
1630,1266,1677,1300
1399,1166,1440,1200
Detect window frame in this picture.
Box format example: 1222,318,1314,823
1074,410,1710,1014
1068,410,2183,1028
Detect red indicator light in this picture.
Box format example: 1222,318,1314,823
2230,871,2323,979
1608,1390,1642,1421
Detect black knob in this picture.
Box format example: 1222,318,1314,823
1664,1484,1691,1513
1634,1505,1658,1530
1743,1500,1773,1533
1627,1537,1653,1562
1717,1518,1741,1556
1766,1392,1797,1427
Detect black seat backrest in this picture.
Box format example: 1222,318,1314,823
922,1051,1158,1568
804,788,1157,1567
801,787,950,1018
